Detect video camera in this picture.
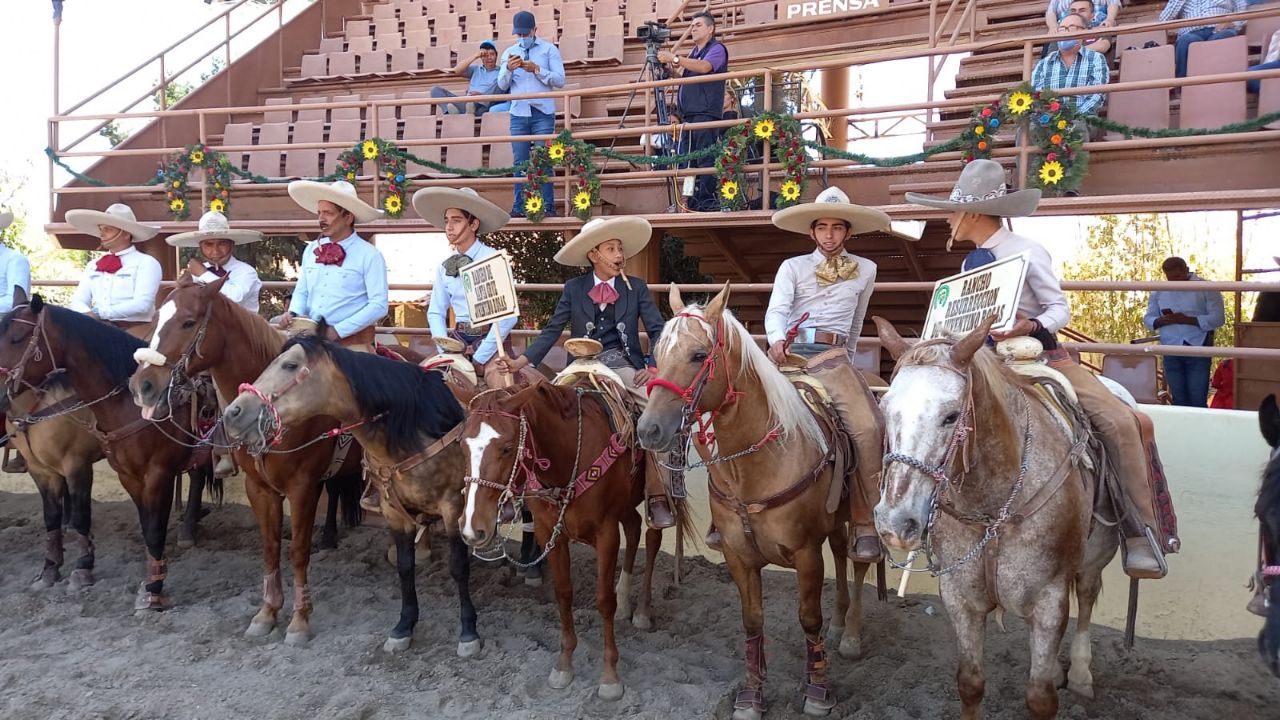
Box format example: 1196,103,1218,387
636,20,671,43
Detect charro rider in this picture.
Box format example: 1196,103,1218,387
66,203,162,334
0,209,32,474
275,180,387,352
906,158,1167,578
496,217,677,529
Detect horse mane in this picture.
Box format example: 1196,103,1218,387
893,338,1023,422
660,304,826,450
43,305,146,386
207,292,283,362
283,334,463,456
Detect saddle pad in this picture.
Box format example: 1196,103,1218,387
1006,362,1079,404
787,373,850,515
556,371,638,450
552,359,626,390
420,352,478,387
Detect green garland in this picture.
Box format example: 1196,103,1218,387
158,143,235,220
519,131,600,222
331,138,409,218
960,84,1088,194
714,112,806,211
1086,109,1280,138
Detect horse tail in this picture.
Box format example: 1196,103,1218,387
327,470,364,528
671,494,699,549
206,471,224,506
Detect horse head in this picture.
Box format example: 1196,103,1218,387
130,272,226,418
1257,393,1280,677
0,289,58,413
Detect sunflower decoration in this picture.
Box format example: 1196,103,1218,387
721,180,740,201
170,198,186,213
1038,160,1065,185
548,142,567,162
361,140,380,160
1057,120,1068,130
346,171,356,182
189,149,205,165
1006,91,1034,115
753,118,776,140
209,198,226,214
384,194,403,216
172,180,181,188
524,195,543,216
779,180,802,203
573,190,592,211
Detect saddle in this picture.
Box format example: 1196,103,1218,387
777,348,857,515
552,339,638,445
419,336,479,388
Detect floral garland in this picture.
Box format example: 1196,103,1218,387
158,143,234,221
521,132,600,223
961,84,1089,194
714,112,807,212
331,138,410,218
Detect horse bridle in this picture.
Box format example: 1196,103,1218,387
140,300,216,424
237,365,314,450
645,312,742,447
0,307,64,400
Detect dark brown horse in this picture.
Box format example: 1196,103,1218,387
461,379,689,701
1256,393,1280,676
0,290,197,611
220,329,482,655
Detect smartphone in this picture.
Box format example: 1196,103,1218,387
1161,308,1173,316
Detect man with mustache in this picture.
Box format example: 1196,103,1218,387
66,203,163,333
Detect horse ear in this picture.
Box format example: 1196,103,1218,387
30,293,44,314
668,284,685,314
873,316,908,360
314,317,331,340
1260,394,1280,449
703,281,731,322
12,285,28,309
202,274,229,295
177,272,196,288
951,314,998,365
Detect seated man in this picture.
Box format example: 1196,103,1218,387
1160,0,1247,78
1043,0,1121,57
1247,29,1280,94
1032,12,1111,117
430,40,511,117
66,203,162,333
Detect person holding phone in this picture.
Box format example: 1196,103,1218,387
1144,256,1225,407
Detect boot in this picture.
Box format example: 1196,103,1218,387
646,495,675,529
849,534,884,563
3,449,27,474
705,524,722,551
1123,535,1165,579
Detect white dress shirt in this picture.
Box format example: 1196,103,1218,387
980,227,1071,333
765,249,877,349
288,233,388,339
69,246,162,322
426,239,519,364
193,255,262,313
0,245,32,314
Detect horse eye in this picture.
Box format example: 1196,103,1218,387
9,336,22,345
500,443,513,455
181,320,196,329
282,362,298,371
691,351,707,363
942,412,959,427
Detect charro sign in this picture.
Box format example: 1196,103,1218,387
781,0,881,20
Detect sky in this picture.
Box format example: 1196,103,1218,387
0,0,1274,288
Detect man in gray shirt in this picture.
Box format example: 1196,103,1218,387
430,40,510,116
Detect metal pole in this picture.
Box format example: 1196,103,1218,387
1124,577,1139,649
50,11,62,220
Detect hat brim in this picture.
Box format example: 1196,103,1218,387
65,209,160,242
553,217,652,267
166,229,265,248
288,181,385,224
904,188,1042,217
771,202,891,236
411,188,510,235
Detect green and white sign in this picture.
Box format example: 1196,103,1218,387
460,251,520,326
923,251,1029,340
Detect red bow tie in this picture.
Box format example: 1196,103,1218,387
95,254,123,274
314,242,346,266
207,265,228,278
588,281,619,306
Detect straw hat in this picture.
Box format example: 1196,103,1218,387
905,159,1041,217
0,211,12,232
287,180,385,223
771,186,891,236
553,217,652,267
411,187,510,235
66,203,160,242
166,211,264,248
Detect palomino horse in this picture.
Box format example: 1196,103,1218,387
461,379,688,701
1255,393,1280,676
129,275,366,643
873,316,1119,719
637,285,874,719
0,291,199,610
221,329,483,655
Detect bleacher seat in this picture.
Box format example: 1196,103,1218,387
389,47,421,74
1108,45,1173,139
1104,355,1161,405
318,37,344,53
593,15,625,64
437,26,464,51
1114,30,1167,61
402,115,442,176
325,118,364,176
373,3,398,21
360,51,389,74
743,2,776,25
287,120,324,178
374,18,400,39
368,92,399,135
300,54,326,79
1181,34,1247,130
327,52,357,77
401,90,434,118
248,123,288,178
441,113,482,173
263,97,293,123
561,19,591,64
345,19,371,38
331,94,362,121
481,111,514,168
347,36,374,53
221,123,253,173
422,46,453,71
297,95,328,122
593,0,619,20
403,14,430,34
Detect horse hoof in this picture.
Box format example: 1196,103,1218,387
732,708,764,720
456,639,483,658
631,612,653,631
803,698,835,717
315,536,337,552
68,569,94,591
548,668,574,690
383,636,412,653
133,591,169,612
524,575,543,587
176,530,195,550
284,630,312,646
29,572,57,591
826,623,844,642
597,682,625,701
244,622,275,639
1067,682,1095,699
838,636,862,659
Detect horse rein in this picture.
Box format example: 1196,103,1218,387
138,300,216,426
645,311,750,451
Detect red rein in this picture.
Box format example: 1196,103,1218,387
644,312,743,446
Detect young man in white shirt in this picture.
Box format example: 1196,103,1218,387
166,211,264,313
66,203,162,333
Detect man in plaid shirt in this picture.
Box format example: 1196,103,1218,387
1032,13,1111,115
1159,0,1247,76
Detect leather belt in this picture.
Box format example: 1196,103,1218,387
811,330,848,347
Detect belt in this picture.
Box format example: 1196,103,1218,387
811,330,848,347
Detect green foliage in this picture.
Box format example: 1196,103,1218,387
485,231,578,327
659,234,711,314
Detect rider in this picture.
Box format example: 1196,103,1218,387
496,217,677,529
66,203,162,333
760,186,890,563
276,180,387,352
906,159,1167,579
166,210,264,312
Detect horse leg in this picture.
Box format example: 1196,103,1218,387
595,520,624,700
723,552,767,720
519,509,543,586
546,539,578,690
383,526,419,653
951,599,988,720
635,526,662,631
795,545,835,717
449,533,482,658
825,526,850,651
283,482,323,645
243,479,284,638
842,562,870,659
133,470,176,612
66,464,96,590
319,470,362,551
29,469,66,588
318,475,342,551
1066,567,1102,698
1026,586,1070,719
615,508,641,624
178,464,209,549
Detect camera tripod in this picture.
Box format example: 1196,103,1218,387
608,44,676,208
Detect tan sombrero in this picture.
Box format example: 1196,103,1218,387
905,159,1041,217
771,186,891,237
166,211,264,248
553,216,652,267
411,187,510,235
288,179,385,224
66,203,160,242
0,211,12,232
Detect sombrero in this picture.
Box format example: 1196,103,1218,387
905,159,1041,217
411,187,510,235
166,211,264,248
553,217,652,267
287,179,384,223
771,186,891,236
66,203,160,242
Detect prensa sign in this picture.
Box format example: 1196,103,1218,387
781,0,881,20
923,252,1029,340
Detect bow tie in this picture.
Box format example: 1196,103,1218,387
443,253,472,278
95,254,123,274
207,264,228,278
815,255,858,286
314,242,346,266
962,248,997,272
588,281,619,306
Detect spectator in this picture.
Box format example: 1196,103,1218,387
497,11,565,217
1159,0,1247,78
1253,256,1280,321
1143,256,1226,407
1208,359,1234,409
1031,12,1111,116
658,11,728,212
430,40,511,117
1043,0,1121,57
1247,29,1280,94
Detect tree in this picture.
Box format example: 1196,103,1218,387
0,169,91,304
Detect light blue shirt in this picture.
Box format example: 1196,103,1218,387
1143,273,1225,347
496,37,565,116
426,239,518,364
288,233,388,339
0,245,31,314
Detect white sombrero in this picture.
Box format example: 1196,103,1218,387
771,186,891,236
287,179,385,223
411,187,510,235
905,159,1041,217
553,216,652,267
0,211,12,232
66,203,160,242
166,211,264,248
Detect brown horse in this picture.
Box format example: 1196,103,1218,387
0,290,198,611
873,317,1119,719
220,329,483,655
1255,394,1280,676
128,275,367,643
460,378,684,701
636,285,872,719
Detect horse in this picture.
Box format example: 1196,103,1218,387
636,284,873,720
0,290,200,611
873,316,1119,719
1255,393,1280,676
220,327,483,655
128,275,367,642
460,377,686,701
